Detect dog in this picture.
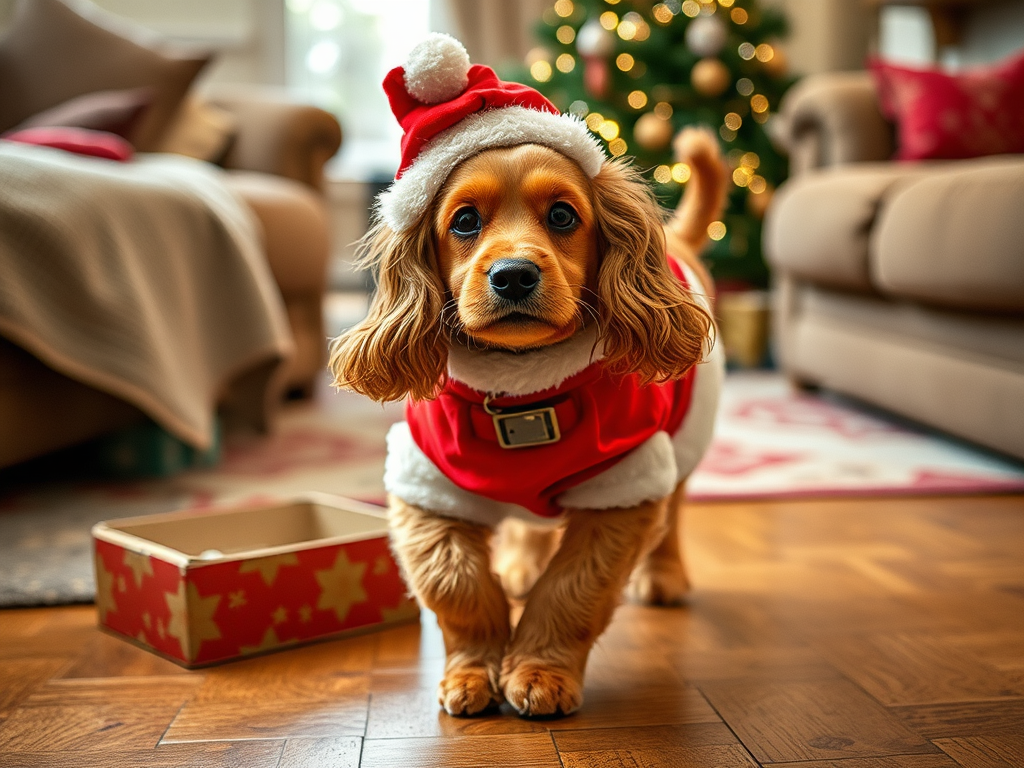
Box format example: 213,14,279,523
328,34,726,718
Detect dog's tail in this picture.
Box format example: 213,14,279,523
665,127,728,255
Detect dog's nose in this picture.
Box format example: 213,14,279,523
488,259,540,303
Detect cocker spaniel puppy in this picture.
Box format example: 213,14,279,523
330,34,726,718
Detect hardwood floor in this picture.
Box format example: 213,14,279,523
1,494,1022,767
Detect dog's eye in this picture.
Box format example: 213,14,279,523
547,203,577,231
451,207,482,237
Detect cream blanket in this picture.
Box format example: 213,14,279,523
0,142,294,449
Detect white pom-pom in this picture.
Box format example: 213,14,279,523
403,33,471,104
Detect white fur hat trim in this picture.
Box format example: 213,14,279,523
403,33,472,104
379,106,606,232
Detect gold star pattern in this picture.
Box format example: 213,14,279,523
142,612,152,630
228,590,247,608
94,557,117,623
239,627,297,656
238,553,300,586
122,550,154,588
164,581,222,662
157,618,166,640
315,550,368,623
116,575,127,593
373,556,390,576
272,606,288,625
298,605,313,623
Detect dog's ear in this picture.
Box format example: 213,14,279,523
591,160,712,384
328,220,447,402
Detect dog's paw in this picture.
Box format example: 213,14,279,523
626,558,690,606
500,659,583,718
438,666,503,717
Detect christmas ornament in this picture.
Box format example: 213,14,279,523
576,20,614,99
575,20,615,57
684,16,728,57
691,58,730,97
634,112,674,151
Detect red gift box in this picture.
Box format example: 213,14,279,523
91,494,418,667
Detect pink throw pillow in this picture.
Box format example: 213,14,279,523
2,126,134,162
869,49,1024,161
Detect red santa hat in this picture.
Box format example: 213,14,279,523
377,33,607,232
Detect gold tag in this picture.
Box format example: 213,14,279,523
493,407,561,449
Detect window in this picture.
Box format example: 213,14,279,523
286,0,431,180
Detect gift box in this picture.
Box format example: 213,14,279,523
91,494,418,667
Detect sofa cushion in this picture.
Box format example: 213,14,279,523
872,156,1024,313
0,0,209,151
8,87,152,139
764,163,930,292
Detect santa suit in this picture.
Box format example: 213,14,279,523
384,261,724,528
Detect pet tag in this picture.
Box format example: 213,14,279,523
484,395,561,449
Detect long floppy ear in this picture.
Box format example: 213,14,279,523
328,219,447,402
591,160,713,384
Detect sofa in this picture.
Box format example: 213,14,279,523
764,71,1024,461
0,0,342,469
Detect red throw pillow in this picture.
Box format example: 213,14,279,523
3,126,134,162
869,49,1024,161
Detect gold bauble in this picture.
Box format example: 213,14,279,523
691,58,730,97
747,184,775,218
633,112,673,151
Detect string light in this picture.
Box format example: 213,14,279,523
732,167,750,187
741,152,760,169
556,25,576,44
681,1,700,18
718,0,735,6
627,90,648,109
755,44,775,62
600,11,618,29
751,94,769,113
616,53,635,72
672,163,691,183
720,126,737,141
748,176,767,194
654,101,674,119
586,112,605,131
737,78,754,96
599,120,620,140
753,110,770,124
554,0,574,18
609,138,628,156
618,18,637,40
708,221,727,241
731,7,748,24
654,165,672,183
652,3,675,24
724,112,742,130
569,100,589,117
556,53,576,72
738,43,756,60
530,60,553,82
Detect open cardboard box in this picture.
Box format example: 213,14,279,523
92,493,418,667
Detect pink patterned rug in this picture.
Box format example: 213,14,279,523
2,372,1022,605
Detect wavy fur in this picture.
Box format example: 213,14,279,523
591,159,713,385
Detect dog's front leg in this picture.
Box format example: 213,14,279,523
500,497,669,717
387,495,510,716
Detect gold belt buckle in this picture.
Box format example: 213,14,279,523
484,395,561,449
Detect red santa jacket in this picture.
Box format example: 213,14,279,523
405,259,697,518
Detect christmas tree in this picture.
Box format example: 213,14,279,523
507,0,794,289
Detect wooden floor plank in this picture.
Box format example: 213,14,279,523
934,734,1024,768
0,741,286,768
359,732,561,768
553,723,758,768
892,700,1024,739
698,677,938,763
278,736,363,768
771,756,960,768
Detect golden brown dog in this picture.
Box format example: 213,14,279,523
330,127,726,717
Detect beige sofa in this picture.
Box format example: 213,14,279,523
764,71,1024,461
0,0,342,469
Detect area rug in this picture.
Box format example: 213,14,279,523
2,372,1022,606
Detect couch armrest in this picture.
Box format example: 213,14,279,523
775,71,895,177
203,85,342,192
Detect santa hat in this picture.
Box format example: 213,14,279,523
377,33,607,233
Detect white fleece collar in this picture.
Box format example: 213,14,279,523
446,326,604,397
